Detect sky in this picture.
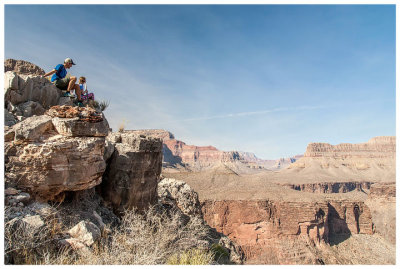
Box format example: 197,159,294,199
4,4,396,159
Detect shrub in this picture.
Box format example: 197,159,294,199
98,100,109,111
211,243,230,262
4,212,62,264
167,248,214,265
38,205,213,265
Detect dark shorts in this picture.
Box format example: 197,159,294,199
54,77,70,90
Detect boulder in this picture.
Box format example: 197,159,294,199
4,109,17,127
17,101,46,118
5,136,106,200
57,96,74,106
13,192,31,204
4,126,15,142
21,215,45,232
68,221,101,247
158,178,202,217
52,117,109,137
13,115,54,142
5,187,19,196
100,132,163,214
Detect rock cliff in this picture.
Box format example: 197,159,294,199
201,198,373,264
164,135,396,264
289,136,395,171
99,131,163,214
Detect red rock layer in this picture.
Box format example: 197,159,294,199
201,199,372,262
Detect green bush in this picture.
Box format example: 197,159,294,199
211,243,229,261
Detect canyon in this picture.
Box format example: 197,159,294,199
162,135,396,264
129,129,302,172
3,59,396,265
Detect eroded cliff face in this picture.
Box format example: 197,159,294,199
201,199,372,263
365,182,396,244
99,131,163,214
282,181,372,193
289,136,395,172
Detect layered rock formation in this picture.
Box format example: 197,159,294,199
99,131,163,214
4,108,109,201
201,198,373,263
165,136,396,264
289,136,395,172
130,129,301,172
282,181,372,193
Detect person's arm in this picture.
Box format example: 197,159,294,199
43,69,57,78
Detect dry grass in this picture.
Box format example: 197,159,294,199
16,205,214,265
4,211,63,264
167,248,215,265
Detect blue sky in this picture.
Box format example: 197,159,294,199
4,5,396,159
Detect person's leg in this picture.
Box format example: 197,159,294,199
74,84,82,101
66,76,77,93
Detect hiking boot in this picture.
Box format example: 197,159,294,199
63,92,72,97
77,101,84,107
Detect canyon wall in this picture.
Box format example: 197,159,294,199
131,129,302,171
290,136,395,172
201,198,372,263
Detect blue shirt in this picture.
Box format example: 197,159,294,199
51,64,67,82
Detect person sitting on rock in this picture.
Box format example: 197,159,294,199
78,77,95,101
43,58,83,107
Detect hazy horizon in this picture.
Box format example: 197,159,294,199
4,4,396,159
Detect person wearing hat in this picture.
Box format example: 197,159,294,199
43,58,83,106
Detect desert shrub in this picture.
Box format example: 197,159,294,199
211,243,230,262
41,205,213,265
98,100,109,111
167,248,214,265
87,99,109,111
4,212,62,264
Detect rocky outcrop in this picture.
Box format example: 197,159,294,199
290,136,396,171
157,178,244,264
158,178,202,217
365,182,396,244
5,59,45,76
201,199,373,263
282,181,372,193
368,182,396,198
99,131,163,214
279,137,396,187
303,136,396,158
5,71,61,109
5,107,108,201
